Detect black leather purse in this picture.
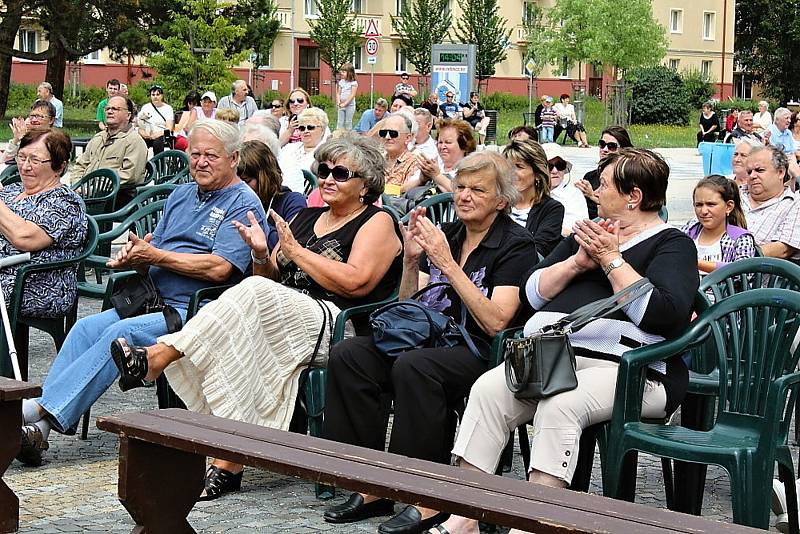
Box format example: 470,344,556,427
110,272,165,319
505,278,654,400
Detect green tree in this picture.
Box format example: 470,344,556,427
453,0,510,89
147,0,247,102
229,0,281,70
520,3,557,80
392,0,452,89
736,0,800,103
308,0,361,98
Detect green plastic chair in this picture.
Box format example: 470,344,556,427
144,150,190,186
0,217,99,381
303,169,317,197
604,288,800,531
399,193,457,225
72,168,120,215
0,164,20,186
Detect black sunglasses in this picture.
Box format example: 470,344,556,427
288,97,306,105
598,140,619,151
317,163,361,182
270,104,283,109
379,129,402,139
297,125,317,132
548,160,568,172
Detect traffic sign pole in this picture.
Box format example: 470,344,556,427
364,19,380,111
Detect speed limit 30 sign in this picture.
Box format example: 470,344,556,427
366,37,379,56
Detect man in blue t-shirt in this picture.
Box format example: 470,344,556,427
355,98,389,133
16,120,267,466
439,91,460,119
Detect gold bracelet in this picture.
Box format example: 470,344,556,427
251,250,268,265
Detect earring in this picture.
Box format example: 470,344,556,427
359,196,364,204
626,203,634,210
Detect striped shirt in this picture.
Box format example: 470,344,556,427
741,188,800,260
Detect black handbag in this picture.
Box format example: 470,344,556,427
505,278,654,399
370,282,483,359
110,272,165,319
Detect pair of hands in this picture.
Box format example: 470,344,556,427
106,232,159,270
574,179,598,203
571,219,622,272
233,209,300,262
416,154,439,179
402,207,454,270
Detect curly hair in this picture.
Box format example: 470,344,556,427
313,134,385,204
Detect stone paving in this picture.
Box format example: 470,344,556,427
5,144,795,533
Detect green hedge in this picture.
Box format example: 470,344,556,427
628,66,690,126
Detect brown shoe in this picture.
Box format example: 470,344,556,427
17,423,49,466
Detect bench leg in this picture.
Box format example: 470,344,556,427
0,399,22,533
117,435,205,534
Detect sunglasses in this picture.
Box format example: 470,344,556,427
317,162,361,182
297,125,317,132
598,140,619,151
379,129,403,139
288,97,306,105
548,160,568,172
270,104,282,109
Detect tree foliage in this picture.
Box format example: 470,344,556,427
736,0,800,103
453,0,510,84
681,68,715,109
520,3,557,79
147,0,247,102
230,0,281,69
391,0,452,79
629,65,689,125
308,0,361,96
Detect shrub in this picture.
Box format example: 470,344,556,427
628,66,689,125
681,68,715,109
713,98,760,114
481,92,530,112
310,94,333,111
63,86,107,110
7,83,38,114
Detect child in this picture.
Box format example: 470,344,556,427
539,96,558,143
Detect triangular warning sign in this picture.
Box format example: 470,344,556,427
364,18,380,37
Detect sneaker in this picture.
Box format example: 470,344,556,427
16,423,49,466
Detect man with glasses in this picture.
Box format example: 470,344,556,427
96,79,121,131
71,95,147,203
439,91,460,119
394,72,417,102
2,100,56,164
36,82,63,127
380,113,419,196
355,98,389,134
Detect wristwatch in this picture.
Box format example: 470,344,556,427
603,257,625,276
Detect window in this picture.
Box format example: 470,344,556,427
83,50,101,62
703,12,716,40
668,58,680,70
351,0,363,13
304,0,319,17
557,56,569,78
352,46,363,71
395,0,406,15
18,29,37,54
734,73,753,100
669,9,682,33
395,48,407,73
523,1,536,26
258,51,273,69
701,60,712,78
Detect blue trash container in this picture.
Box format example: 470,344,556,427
698,142,734,176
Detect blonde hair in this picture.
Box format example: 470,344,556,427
298,107,329,129
216,108,240,124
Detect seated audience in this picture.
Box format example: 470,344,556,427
321,151,536,533
507,125,539,143
431,148,698,534
503,139,565,258
381,113,419,195
553,94,589,147
391,94,413,113
741,145,800,261
241,122,304,194
730,137,762,192
136,85,174,156
277,108,329,178
419,93,440,120
174,91,218,141
355,98,389,134
411,108,438,160
172,92,200,151
215,108,240,124
681,174,756,273
753,101,772,135
542,143,589,234
765,107,800,181
36,82,62,128
217,80,258,127
576,126,633,219
2,100,57,164
110,135,403,501
439,91,460,119
696,102,719,145
394,72,418,101
417,118,477,193
279,88,313,146
724,110,762,144
461,91,491,144
16,120,265,466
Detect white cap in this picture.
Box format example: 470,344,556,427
201,91,217,102
541,143,573,172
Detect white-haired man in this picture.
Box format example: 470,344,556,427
765,108,800,182
36,82,63,127
218,80,258,126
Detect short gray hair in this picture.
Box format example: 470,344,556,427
189,119,241,156
375,98,388,109
299,107,329,129
240,123,281,158
775,107,791,121
414,107,433,126
313,133,385,204
454,151,520,214
393,107,417,135
750,144,789,176
38,81,53,93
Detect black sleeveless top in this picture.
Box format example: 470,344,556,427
277,205,402,310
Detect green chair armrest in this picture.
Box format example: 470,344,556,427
186,284,236,320
332,294,398,343
488,327,523,368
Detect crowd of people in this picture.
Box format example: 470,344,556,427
5,75,800,534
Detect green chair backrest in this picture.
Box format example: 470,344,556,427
400,193,457,225
166,167,194,185
303,169,317,197
149,150,190,185
0,164,20,186
72,168,121,215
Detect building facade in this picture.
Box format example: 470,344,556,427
9,0,736,100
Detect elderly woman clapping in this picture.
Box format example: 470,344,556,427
321,151,536,534
430,148,699,534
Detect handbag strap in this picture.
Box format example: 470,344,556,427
548,277,654,334
308,299,333,368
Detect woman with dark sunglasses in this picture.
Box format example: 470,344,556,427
543,143,588,235
278,107,329,178
278,87,313,146
110,135,402,500
576,125,633,218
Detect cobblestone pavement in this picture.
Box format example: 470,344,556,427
6,146,795,533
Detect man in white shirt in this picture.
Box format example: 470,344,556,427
36,82,63,128
217,80,258,126
411,108,437,160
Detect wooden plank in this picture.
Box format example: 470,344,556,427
0,377,41,401
0,395,22,532
98,411,760,534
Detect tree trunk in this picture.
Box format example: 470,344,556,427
45,39,68,100
0,0,24,118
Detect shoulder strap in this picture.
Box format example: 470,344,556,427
152,104,167,123
412,281,483,359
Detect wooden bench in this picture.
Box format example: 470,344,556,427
0,377,41,533
98,409,761,534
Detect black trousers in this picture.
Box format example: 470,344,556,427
145,135,165,155
323,336,488,464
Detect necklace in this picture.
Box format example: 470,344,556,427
320,205,366,234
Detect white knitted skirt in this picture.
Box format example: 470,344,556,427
159,276,340,431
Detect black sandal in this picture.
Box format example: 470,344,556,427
110,338,150,392
17,423,49,466
198,465,243,501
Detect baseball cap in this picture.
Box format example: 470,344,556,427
201,91,217,102
544,96,554,103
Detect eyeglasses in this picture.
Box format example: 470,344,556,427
548,160,568,172
445,94,454,98
379,129,404,139
28,114,50,121
105,106,128,113
15,154,52,167
270,104,283,109
597,140,619,151
297,125,317,132
317,162,361,182
189,151,221,163
288,98,306,105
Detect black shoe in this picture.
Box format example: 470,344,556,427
197,465,243,501
378,505,449,534
17,424,49,467
110,338,151,392
323,492,395,523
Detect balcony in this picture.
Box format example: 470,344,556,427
276,8,291,29
354,15,382,35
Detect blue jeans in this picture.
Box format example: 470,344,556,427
540,126,554,143
35,307,187,432
337,103,356,130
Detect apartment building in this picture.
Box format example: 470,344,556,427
9,0,736,100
